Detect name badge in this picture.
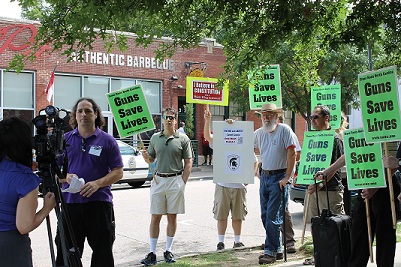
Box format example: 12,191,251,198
89,145,102,156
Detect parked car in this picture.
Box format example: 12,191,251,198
115,140,152,188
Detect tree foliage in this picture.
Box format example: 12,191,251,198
12,0,401,116
183,104,194,139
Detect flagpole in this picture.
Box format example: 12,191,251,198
46,62,59,105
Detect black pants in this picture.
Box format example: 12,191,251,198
0,231,32,267
342,178,352,216
55,201,116,267
348,182,399,267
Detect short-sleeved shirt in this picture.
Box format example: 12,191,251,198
323,132,344,191
148,130,193,173
0,159,41,231
201,132,210,146
61,127,123,204
292,132,302,152
396,143,401,173
254,123,296,170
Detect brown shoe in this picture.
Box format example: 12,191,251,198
286,245,296,254
259,253,283,260
259,254,276,265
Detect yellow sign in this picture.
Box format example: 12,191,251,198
186,77,229,106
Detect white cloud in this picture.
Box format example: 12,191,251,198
0,0,22,19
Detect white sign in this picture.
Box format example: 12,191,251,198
71,51,174,70
213,121,254,184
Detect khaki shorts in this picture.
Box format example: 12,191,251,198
213,184,247,220
150,175,186,215
304,189,344,224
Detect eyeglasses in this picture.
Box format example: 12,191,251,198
82,138,86,153
163,115,176,121
309,114,322,120
262,113,275,118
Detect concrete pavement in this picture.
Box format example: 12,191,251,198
188,164,401,267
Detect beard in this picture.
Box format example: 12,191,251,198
263,118,278,132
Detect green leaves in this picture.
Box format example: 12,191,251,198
11,0,401,119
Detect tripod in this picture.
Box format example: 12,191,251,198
38,157,83,267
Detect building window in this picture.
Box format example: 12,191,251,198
84,76,109,111
3,72,34,108
137,80,161,114
229,102,243,121
0,70,35,128
210,105,224,116
111,79,136,92
54,75,81,110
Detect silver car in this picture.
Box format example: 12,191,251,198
115,140,153,188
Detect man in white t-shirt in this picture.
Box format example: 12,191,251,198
254,103,296,264
177,121,185,134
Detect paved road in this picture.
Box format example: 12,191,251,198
30,165,309,267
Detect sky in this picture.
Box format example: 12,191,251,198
0,0,22,19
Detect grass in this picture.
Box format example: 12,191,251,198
153,224,401,267
155,251,238,267
298,236,314,257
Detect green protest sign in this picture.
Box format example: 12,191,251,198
296,131,335,185
311,85,341,130
358,66,401,143
248,65,282,109
106,85,155,138
343,128,386,190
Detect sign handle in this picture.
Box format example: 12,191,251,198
365,199,374,263
301,192,310,244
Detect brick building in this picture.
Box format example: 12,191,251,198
0,17,305,159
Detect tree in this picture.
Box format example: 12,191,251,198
12,0,401,117
225,30,368,122
183,104,194,139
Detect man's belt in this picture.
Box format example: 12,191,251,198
262,168,287,175
155,170,183,177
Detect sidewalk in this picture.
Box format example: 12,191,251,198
187,164,401,267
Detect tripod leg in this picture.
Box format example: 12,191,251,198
45,216,57,267
55,205,83,267
53,204,73,267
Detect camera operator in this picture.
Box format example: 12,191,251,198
0,117,56,267
55,98,123,267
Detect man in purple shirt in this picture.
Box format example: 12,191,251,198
56,98,123,267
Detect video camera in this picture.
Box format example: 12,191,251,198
32,105,70,187
32,106,83,267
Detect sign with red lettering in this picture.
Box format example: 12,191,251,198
186,77,229,106
0,24,51,58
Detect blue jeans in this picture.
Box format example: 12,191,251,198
260,171,289,257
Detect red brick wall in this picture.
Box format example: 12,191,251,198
0,19,226,156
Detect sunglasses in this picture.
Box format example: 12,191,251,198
309,114,322,120
163,115,176,121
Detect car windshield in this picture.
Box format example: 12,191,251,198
118,141,135,155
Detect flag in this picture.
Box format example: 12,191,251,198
45,70,55,103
